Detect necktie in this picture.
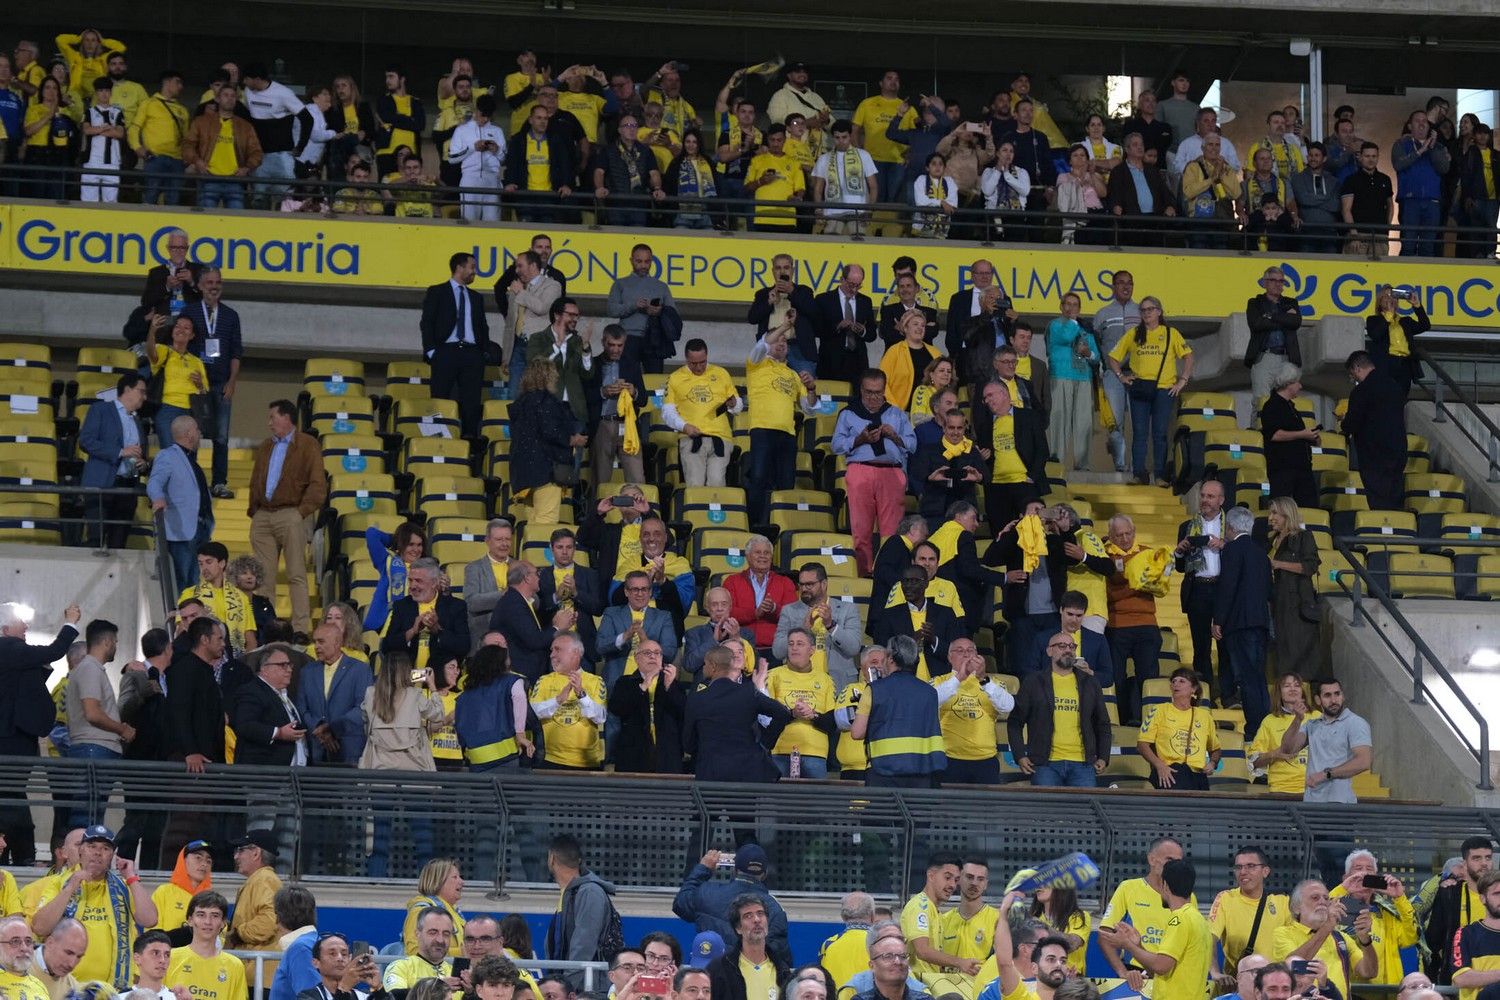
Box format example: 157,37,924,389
456,286,468,343
280,690,300,726
843,296,854,323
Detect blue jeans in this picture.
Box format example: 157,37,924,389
876,161,906,204
207,386,232,486
1223,627,1271,742
1031,760,1098,788
773,754,829,779
369,814,433,879
154,403,190,449
675,213,713,229
507,346,530,400
66,744,122,827
1005,611,1059,676
142,155,184,206
198,179,244,210
1128,387,1175,480
1399,198,1441,257
167,520,213,592
253,150,294,207
745,428,795,525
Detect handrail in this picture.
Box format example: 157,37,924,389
1330,536,1492,790
1412,347,1500,483
151,505,178,616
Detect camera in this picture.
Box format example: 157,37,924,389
610,495,636,508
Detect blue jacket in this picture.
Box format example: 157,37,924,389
293,654,374,764
1028,627,1115,689
596,605,679,679
864,671,946,777
1213,533,1272,633
363,527,408,632
1392,134,1451,202
79,399,136,489
671,867,793,968
146,441,209,542
187,300,244,385
268,928,320,1000
454,673,526,768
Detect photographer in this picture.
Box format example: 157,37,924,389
1364,284,1431,397
1271,880,1378,998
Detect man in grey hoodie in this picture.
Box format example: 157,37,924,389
546,834,618,990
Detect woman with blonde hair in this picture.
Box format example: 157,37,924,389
360,652,444,877
1266,496,1321,671
909,356,956,425
314,601,369,662
878,309,942,410
1248,670,1319,793
401,857,467,955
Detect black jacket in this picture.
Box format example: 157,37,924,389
946,286,1013,385
487,588,556,685
228,679,299,766
811,288,877,384
1213,534,1271,634
1341,368,1408,461
871,534,917,625
970,400,1049,490
419,280,491,358
140,262,204,312
871,599,961,666
1364,305,1430,383
576,510,659,593
1106,161,1173,216
936,528,1007,632
991,529,1113,625
380,595,471,668
582,352,648,433
0,625,78,740
1244,293,1303,368
325,100,376,143
682,677,790,782
165,651,226,762
505,125,580,191
1425,880,1483,982
375,92,426,157
878,302,940,348
508,388,580,493
607,674,689,774
1007,668,1111,766
747,285,819,349
909,441,988,520
707,944,791,1000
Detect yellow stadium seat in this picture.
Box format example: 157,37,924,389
335,513,406,564
1349,510,1418,554
1202,429,1265,471
327,473,398,519
1315,548,1361,595
1320,471,1367,513
0,343,52,371
322,435,387,477
768,489,836,532
0,394,56,423
1140,678,1210,709
1404,473,1466,515
781,530,858,578
825,576,875,625
1308,432,1349,474
0,416,58,447
402,435,472,476
303,358,367,397
1297,507,1332,549
1405,434,1431,474
672,486,750,535
480,399,512,445
1386,552,1455,599
1173,392,1238,435
76,347,138,375
808,381,851,415
381,361,432,406
394,398,461,438
1211,754,1252,790
1435,514,1500,557
308,394,376,437
428,517,490,566
802,412,840,457
1470,555,1500,601
0,459,59,518
1233,476,1272,511
1292,397,1317,424
0,368,54,398
0,518,61,545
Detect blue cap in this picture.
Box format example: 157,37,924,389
184,839,213,855
735,844,768,877
82,824,116,845
688,932,725,969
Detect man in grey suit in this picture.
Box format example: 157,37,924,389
146,413,213,591
773,563,864,691
462,518,515,649
597,571,679,692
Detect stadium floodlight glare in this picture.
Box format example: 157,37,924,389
1468,648,1500,669
14,603,34,623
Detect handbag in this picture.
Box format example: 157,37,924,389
1127,329,1172,403
189,392,213,433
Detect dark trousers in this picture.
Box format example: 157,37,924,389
1149,762,1210,790
1183,579,1223,695
1224,627,1271,741
745,428,795,525
1268,468,1319,510
940,756,1001,786
88,476,139,549
866,771,935,789
985,481,1039,537
1360,455,1406,511
1109,624,1163,724
429,341,484,438
0,735,37,864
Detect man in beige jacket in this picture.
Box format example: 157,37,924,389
505,250,562,392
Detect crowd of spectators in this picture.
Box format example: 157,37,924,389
0,33,1494,255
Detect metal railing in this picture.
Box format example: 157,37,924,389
1414,348,1500,483
1329,534,1493,790
228,950,606,1000
5,756,1498,902
3,162,1497,259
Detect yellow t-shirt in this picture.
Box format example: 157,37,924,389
524,133,552,190
665,363,737,440
414,597,438,671
532,671,606,768
991,413,1027,484
939,903,998,962
901,891,944,980
623,608,646,675
1154,901,1213,1000
1327,887,1417,986
1100,878,1198,956
613,522,643,582
931,673,999,762
637,126,679,173
746,151,806,226
746,352,804,434
1039,909,1092,973
503,72,544,133
820,927,870,991
150,344,209,411
1248,711,1319,794
25,103,68,148
34,878,135,985
1208,889,1292,973
0,869,20,918
929,520,963,567
644,91,696,135
1482,148,1498,199
739,954,779,1000
766,666,835,758
1050,671,1085,763
207,117,238,175
1108,325,1191,384
784,134,815,173
0,969,50,1000
168,947,247,1000
853,96,917,164
150,881,195,932
884,578,966,623
557,91,605,142
431,689,462,762
1270,922,1365,999
834,681,869,771
380,93,416,155
21,870,63,919
1140,703,1220,771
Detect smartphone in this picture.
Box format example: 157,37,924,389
638,977,671,996
1187,535,1210,548
650,297,662,307
1289,959,1312,976
351,941,372,958
1361,874,1388,890
410,669,426,684
610,495,636,508
716,853,736,869
450,958,471,978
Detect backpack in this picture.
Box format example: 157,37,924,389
594,894,626,963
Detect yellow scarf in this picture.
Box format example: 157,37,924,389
619,388,641,455
941,436,973,461
1018,514,1048,573
1382,310,1409,357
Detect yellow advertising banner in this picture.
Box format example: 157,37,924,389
3,203,1499,327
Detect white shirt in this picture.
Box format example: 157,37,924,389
1173,133,1242,175
447,278,476,346
1198,512,1224,577
244,80,304,120
297,104,338,165
265,679,308,767
449,118,507,177
934,674,1016,713
981,165,1031,209
812,147,878,214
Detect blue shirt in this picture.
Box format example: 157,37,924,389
0,88,23,144
113,400,140,477
268,929,320,1000
831,406,918,470
1127,164,1154,213
1045,318,1101,383
264,430,294,500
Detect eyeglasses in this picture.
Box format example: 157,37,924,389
262,659,292,669
614,963,647,973
1,936,35,948
1047,641,1073,650
625,585,651,593
872,953,908,964
466,935,500,944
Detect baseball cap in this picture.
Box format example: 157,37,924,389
231,829,279,857
82,824,116,846
786,62,810,74
735,844,768,878
687,932,725,969
184,839,213,856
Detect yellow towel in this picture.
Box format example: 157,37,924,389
619,389,641,456
1018,514,1047,573
1123,546,1175,596
1096,380,1116,432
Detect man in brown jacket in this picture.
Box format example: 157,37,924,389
184,82,263,210
248,399,326,633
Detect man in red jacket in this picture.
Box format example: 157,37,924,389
724,535,796,651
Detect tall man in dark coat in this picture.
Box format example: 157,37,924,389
811,264,877,385
380,558,472,671
1340,350,1408,511
681,647,790,783
1212,506,1272,740
419,251,491,438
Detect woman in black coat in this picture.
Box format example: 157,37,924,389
1365,284,1431,396
507,359,586,526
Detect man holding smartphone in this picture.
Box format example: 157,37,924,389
1271,880,1378,997
1329,850,1417,986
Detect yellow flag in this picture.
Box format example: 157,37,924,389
741,55,785,81
619,388,641,456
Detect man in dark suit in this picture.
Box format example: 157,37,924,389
295,623,374,765
945,259,1016,385
909,414,988,522
419,251,490,439
681,647,791,782
971,380,1048,533
582,326,649,491
537,528,604,668
607,642,690,774
1212,506,1272,740
877,273,940,347
811,263,877,384
1341,350,1408,511
229,644,307,767
381,558,472,671
1026,590,1116,687
159,615,228,865
493,233,568,317
871,566,961,678
78,373,148,548
487,559,577,683
1244,265,1304,402
140,231,203,312
0,601,80,864
747,254,819,374
871,515,929,633
932,503,1007,633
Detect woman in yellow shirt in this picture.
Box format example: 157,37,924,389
23,77,79,199
1030,885,1092,973
56,30,126,107
1080,113,1122,175
1106,296,1193,486
910,356,956,426
879,310,943,411
1249,671,1320,794
146,311,210,445
401,857,467,956
1137,666,1220,790
428,655,465,771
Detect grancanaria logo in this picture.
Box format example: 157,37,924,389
1277,263,1319,317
